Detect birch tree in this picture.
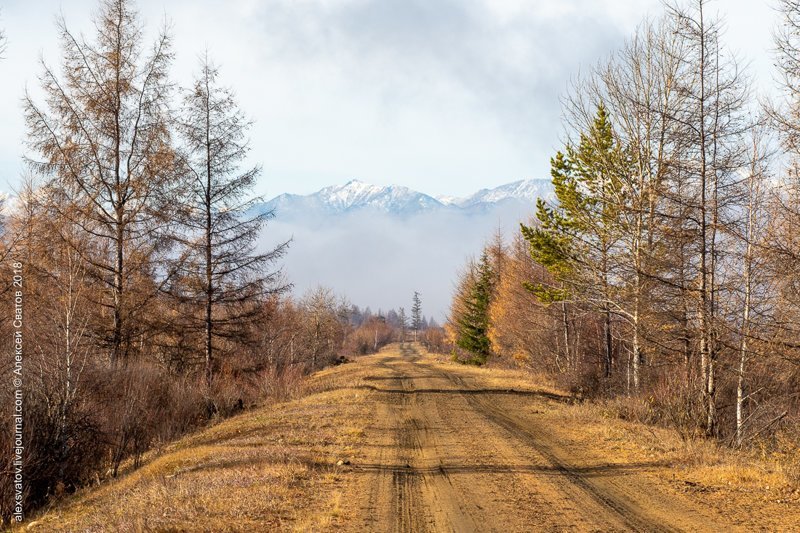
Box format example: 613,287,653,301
734,126,771,445
300,287,345,369
772,0,800,165
666,0,750,435
764,0,800,372
589,16,688,389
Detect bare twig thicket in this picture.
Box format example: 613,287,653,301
449,0,800,446
0,0,427,522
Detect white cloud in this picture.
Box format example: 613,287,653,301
0,0,780,199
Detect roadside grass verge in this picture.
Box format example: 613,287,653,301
17,357,378,532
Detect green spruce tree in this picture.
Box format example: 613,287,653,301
411,291,422,342
456,251,495,365
521,103,629,377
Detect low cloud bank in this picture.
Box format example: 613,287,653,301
258,201,536,320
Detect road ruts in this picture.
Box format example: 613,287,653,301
345,345,731,532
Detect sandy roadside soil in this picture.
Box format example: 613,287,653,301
21,344,800,532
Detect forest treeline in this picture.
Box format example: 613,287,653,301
0,0,443,521
449,0,800,451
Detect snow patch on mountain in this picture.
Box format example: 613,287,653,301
447,179,553,208
264,179,445,216
262,178,552,218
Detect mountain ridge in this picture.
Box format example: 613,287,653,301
260,178,553,218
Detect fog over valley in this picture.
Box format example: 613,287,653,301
257,179,553,318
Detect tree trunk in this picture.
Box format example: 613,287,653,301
112,214,124,367
561,301,570,372
632,286,641,389
204,77,214,384
737,139,759,445
604,306,613,378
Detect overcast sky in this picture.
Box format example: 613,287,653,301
0,0,780,198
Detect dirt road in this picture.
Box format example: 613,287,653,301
339,345,729,532
28,344,797,531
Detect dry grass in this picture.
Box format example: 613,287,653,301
18,344,800,531
554,394,800,493
432,353,564,398
18,357,378,533
433,344,800,492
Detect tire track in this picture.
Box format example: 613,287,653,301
419,359,722,532
358,348,481,532
348,346,726,532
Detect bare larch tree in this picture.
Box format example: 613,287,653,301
174,57,289,382
24,0,178,366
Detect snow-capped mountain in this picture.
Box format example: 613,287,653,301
262,178,553,320
319,180,443,212
263,179,444,217
447,179,553,208
261,178,552,219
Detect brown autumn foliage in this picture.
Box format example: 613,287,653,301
487,234,560,369
0,0,412,522
344,317,395,356
446,1,800,455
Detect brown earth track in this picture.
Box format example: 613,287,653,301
26,344,792,532
358,349,480,532
342,345,734,532
430,365,716,532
